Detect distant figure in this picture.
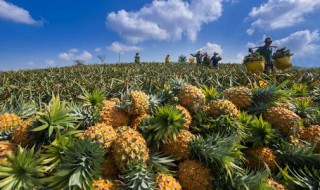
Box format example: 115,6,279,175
165,54,171,63
250,37,274,73
203,53,211,66
191,51,204,65
211,52,221,69
135,53,141,64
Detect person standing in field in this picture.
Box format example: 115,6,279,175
203,53,211,66
191,51,204,65
211,52,221,69
165,54,171,64
250,37,274,73
135,53,141,64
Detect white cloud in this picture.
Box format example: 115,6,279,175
0,0,42,25
95,47,102,52
45,60,56,67
236,53,244,62
246,28,254,36
107,42,142,53
106,0,223,43
247,0,320,34
198,42,222,55
59,49,92,61
27,61,34,65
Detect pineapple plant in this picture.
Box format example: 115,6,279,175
112,128,150,171
0,113,23,140
0,146,46,190
122,162,155,190
155,173,181,190
100,99,130,128
175,105,192,130
80,123,117,152
178,160,213,190
11,116,38,146
299,125,320,153
244,146,277,171
45,139,104,189
208,99,239,118
121,90,150,116
223,86,253,108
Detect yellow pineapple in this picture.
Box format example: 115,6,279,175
0,141,15,164
112,128,150,171
223,87,253,108
175,105,192,130
101,155,119,177
162,130,194,160
126,91,150,116
100,100,130,128
130,114,150,130
208,99,239,118
109,97,120,105
178,85,206,112
156,174,182,190
80,123,117,152
264,107,301,136
0,113,23,133
267,179,286,190
11,117,37,146
300,125,320,153
244,146,277,171
93,178,118,190
178,160,213,190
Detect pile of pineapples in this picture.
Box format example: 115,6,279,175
0,77,320,190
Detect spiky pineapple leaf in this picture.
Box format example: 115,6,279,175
78,87,105,108
122,162,155,190
149,152,177,175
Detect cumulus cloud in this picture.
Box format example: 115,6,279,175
197,42,222,55
247,0,320,34
106,0,223,43
45,60,56,67
95,48,102,52
107,42,142,53
0,0,42,25
59,49,93,61
248,30,320,56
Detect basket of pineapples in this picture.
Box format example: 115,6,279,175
243,53,265,73
273,47,293,70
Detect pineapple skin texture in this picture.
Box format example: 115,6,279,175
178,85,206,112
156,174,182,190
101,155,119,177
300,125,320,153
93,178,118,190
128,91,150,116
267,179,286,190
245,146,277,171
0,141,15,164
112,128,150,171
130,113,150,130
175,105,192,130
80,123,117,152
162,130,194,160
178,160,213,190
264,107,301,136
11,118,35,146
209,99,239,118
100,100,130,128
0,113,23,131
223,87,253,108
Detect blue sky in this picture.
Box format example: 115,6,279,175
0,0,320,70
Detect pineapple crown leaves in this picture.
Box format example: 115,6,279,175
1,99,37,119
292,83,309,97
279,166,320,189
44,139,104,190
200,85,220,102
122,162,155,190
149,152,177,175
169,77,187,94
276,142,320,169
78,87,105,108
189,134,245,180
30,94,79,142
71,106,101,130
140,105,185,149
148,92,168,114
246,115,276,147
252,84,288,105
0,146,46,190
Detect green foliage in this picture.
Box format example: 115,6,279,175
149,152,177,175
178,55,187,64
122,162,155,190
200,85,220,102
78,87,104,108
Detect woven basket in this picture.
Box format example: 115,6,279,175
245,60,265,73
274,56,292,70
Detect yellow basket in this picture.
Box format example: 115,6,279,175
274,56,292,70
189,58,195,64
245,60,265,73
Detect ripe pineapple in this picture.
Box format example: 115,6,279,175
101,155,119,177
223,86,253,108
162,130,194,160
80,123,117,152
300,125,320,153
156,174,182,190
100,100,130,128
0,113,23,139
178,85,206,112
0,140,15,159
267,179,286,190
178,160,213,190
264,107,301,136
122,90,150,116
175,105,192,130
208,99,239,118
112,128,150,171
11,117,38,146
93,178,118,190
130,113,150,130
244,146,277,171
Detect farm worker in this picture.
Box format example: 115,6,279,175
253,37,274,73
165,54,171,63
211,52,220,69
135,53,141,64
203,53,211,66
191,50,204,65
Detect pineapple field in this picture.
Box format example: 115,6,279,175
0,62,320,190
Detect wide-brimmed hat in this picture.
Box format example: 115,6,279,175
264,37,272,43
